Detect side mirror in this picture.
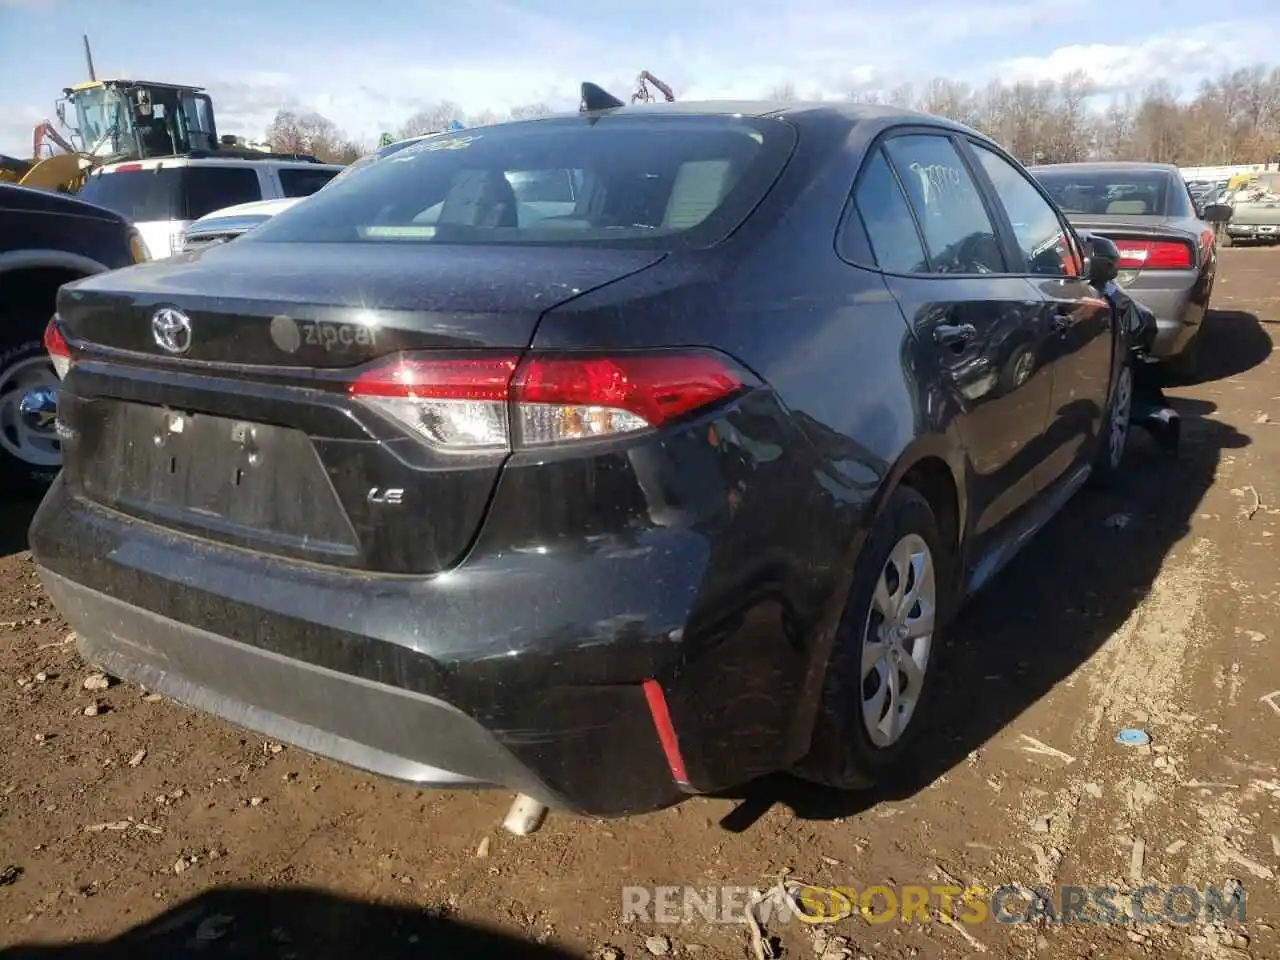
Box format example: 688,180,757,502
1083,233,1119,286
1203,203,1233,223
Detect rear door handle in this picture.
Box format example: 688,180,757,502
934,323,977,347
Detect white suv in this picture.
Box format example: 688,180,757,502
76,155,344,259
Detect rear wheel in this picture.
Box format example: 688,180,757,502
794,486,950,789
0,331,62,496
1090,359,1133,486
1218,231,1233,248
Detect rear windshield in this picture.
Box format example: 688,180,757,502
77,165,262,222
323,138,424,189
245,115,797,249
1032,168,1170,217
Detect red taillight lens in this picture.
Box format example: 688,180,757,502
43,317,71,379
513,353,746,446
1113,239,1194,270
347,350,749,451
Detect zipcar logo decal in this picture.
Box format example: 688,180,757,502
268,314,376,353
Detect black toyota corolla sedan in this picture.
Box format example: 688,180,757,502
31,101,1133,817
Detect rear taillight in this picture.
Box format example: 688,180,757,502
1113,239,1194,270
347,350,750,451
43,317,71,379
128,228,151,263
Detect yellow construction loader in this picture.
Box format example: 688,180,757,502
2,74,228,193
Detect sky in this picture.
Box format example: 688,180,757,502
1,0,1278,156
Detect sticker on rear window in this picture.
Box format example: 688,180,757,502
401,135,481,156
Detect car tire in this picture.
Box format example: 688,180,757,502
794,485,951,790
0,329,62,497
1089,358,1133,487
1218,231,1232,248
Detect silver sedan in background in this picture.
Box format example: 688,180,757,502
1031,161,1232,378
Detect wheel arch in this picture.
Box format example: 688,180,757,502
0,250,109,342
874,433,967,571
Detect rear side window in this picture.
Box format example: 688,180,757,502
78,168,182,222
852,150,928,273
79,166,262,221
970,143,1080,277
883,134,1005,275
279,167,340,198
245,115,797,250
184,167,262,219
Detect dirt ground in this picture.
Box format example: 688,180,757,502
2,248,1279,960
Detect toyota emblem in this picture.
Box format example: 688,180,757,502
151,307,193,355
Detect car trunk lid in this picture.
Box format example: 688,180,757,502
53,241,666,574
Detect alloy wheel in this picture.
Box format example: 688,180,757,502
860,533,936,748
0,356,61,468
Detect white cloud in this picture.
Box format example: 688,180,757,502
996,21,1280,91
178,0,1091,145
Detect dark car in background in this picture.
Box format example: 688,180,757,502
1031,161,1230,378
32,103,1134,817
0,183,147,494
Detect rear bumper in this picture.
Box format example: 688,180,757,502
30,460,822,815
1119,274,1206,360
42,568,519,792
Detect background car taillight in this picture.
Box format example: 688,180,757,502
128,228,151,263
43,317,71,379
347,350,751,451
1113,239,1195,270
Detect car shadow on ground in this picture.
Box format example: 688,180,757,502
0,886,582,960
1169,309,1271,386
717,341,1252,832
0,496,38,560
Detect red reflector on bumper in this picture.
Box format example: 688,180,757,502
642,678,689,785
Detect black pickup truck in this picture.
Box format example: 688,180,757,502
0,183,146,494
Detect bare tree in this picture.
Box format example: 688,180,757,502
919,79,978,129
843,86,884,104
468,108,507,126
265,109,363,163
1130,81,1182,163
509,102,553,120
885,83,915,109
843,61,1280,165
1044,69,1095,162
398,100,465,138
1095,94,1137,161
767,82,798,101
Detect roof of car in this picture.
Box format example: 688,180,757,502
1029,161,1182,176
568,99,955,125
189,197,303,226
95,156,345,173
0,180,129,223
